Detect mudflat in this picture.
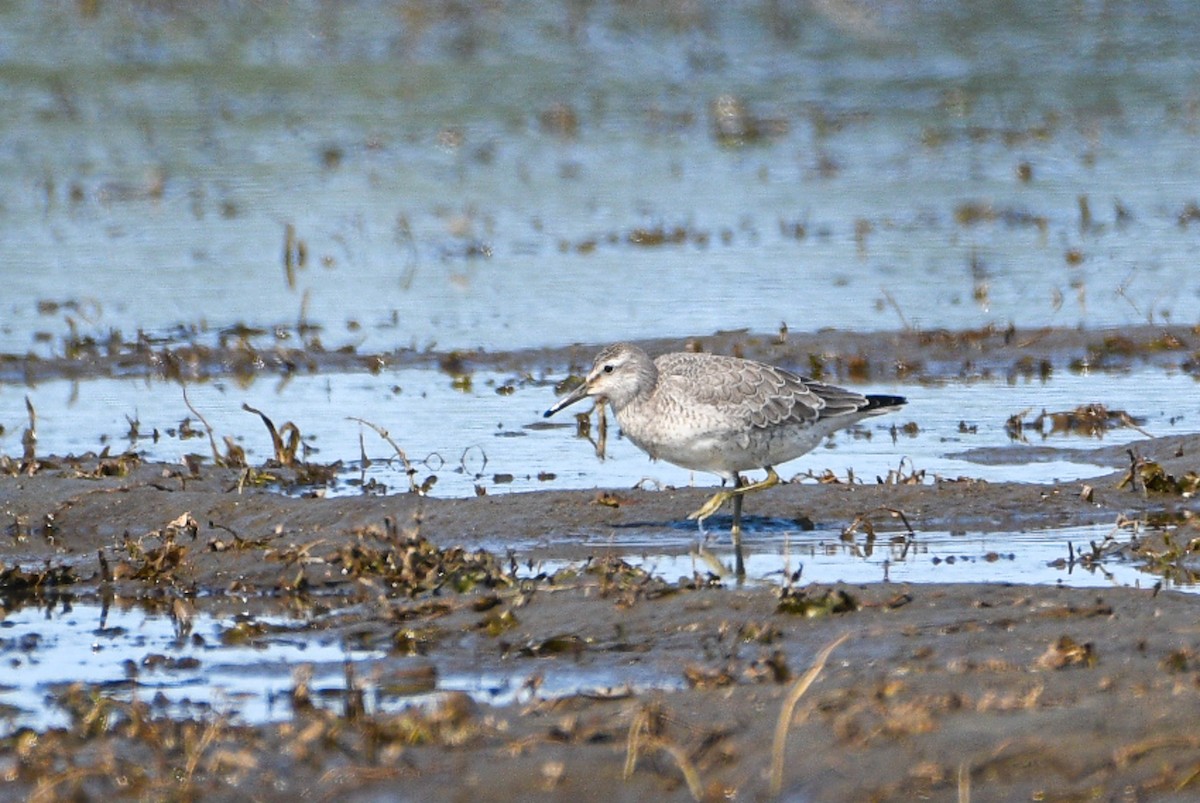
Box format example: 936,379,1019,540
3,326,1200,801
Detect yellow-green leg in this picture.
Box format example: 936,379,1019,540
687,467,781,577
688,467,780,522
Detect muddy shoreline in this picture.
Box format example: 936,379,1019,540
3,456,1200,800
3,326,1200,800
5,323,1200,386
2,433,1199,583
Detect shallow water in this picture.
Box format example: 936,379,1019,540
3,1,1200,358
526,522,1159,591
4,0,1200,493
2,366,1196,495
0,598,684,734
0,519,1182,733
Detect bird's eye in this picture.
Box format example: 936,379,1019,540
603,364,615,374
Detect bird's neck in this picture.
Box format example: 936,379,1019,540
609,362,657,416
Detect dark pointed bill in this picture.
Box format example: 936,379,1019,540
543,381,591,418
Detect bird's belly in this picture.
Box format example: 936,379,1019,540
624,422,825,478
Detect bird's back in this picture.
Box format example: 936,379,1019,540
651,351,871,428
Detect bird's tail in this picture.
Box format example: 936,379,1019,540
863,394,907,413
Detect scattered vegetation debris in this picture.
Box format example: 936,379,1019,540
1118,452,1200,497
627,225,690,247
115,516,196,585
67,449,142,479
591,491,623,508
709,93,788,146
539,101,579,138
218,618,273,647
2,396,43,476
0,561,78,598
243,404,301,467
324,520,513,598
206,520,273,553
478,608,519,636
552,373,583,398
391,626,443,657
844,353,870,381
841,507,915,545
1010,355,1053,381
801,467,851,484
745,650,791,684
735,620,782,644
953,200,1048,231
559,221,718,255
585,556,677,604
9,674,486,801
1034,636,1097,670
683,663,738,689
776,587,859,617
5,514,33,543
1047,532,1123,576
1005,404,1149,441
1160,648,1197,674
1119,513,1200,585
1177,201,1200,228
567,399,608,460
282,221,307,289
36,686,256,792
878,458,926,485
179,385,234,467
1041,512,1200,585
915,322,1016,349
517,633,588,658
349,417,427,494
1074,331,1191,371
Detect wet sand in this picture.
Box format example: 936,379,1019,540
3,327,1200,800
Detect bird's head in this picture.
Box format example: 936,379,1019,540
544,342,654,417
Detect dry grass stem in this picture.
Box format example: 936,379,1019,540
623,706,704,801
769,632,850,796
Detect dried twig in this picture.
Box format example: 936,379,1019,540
842,507,915,540
348,417,419,493
243,403,300,466
181,385,222,465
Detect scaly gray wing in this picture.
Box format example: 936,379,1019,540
654,353,871,430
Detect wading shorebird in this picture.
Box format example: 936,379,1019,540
544,342,906,576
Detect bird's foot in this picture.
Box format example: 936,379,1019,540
687,490,733,523
686,468,782,523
